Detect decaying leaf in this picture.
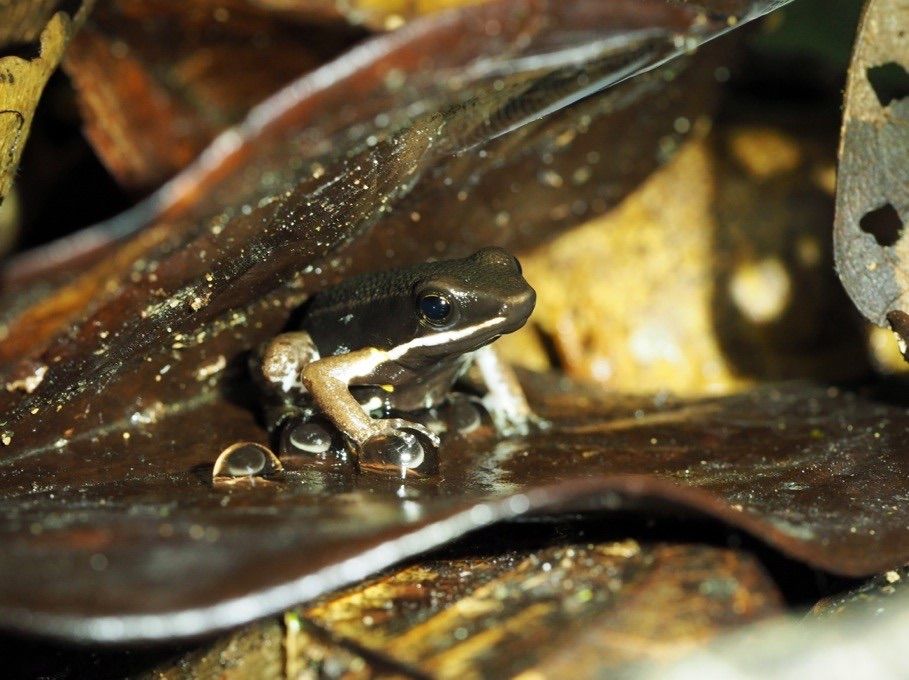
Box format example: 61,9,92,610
149,540,783,678
62,0,365,189
498,113,867,394
1,1,66,44
256,0,491,30
0,0,94,204
833,0,909,339
4,0,869,652
299,542,782,678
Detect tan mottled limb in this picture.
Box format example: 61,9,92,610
301,348,439,449
259,331,320,396
474,345,548,436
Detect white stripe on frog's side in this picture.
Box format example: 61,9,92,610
319,316,508,386
386,316,506,361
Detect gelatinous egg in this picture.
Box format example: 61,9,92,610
212,442,282,487
286,421,334,454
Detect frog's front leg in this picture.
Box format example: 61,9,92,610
300,348,440,470
473,345,548,436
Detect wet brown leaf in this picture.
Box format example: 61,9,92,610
833,0,909,338
260,0,790,32
0,377,904,642
62,0,365,190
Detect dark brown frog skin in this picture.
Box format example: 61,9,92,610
301,247,535,410
257,247,536,459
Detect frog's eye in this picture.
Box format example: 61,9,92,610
418,293,453,326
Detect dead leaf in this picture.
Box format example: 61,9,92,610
62,0,365,190
0,1,94,204
150,541,783,678
833,0,909,336
253,0,482,28
0,0,831,647
298,542,782,678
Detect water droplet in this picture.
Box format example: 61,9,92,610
226,446,266,475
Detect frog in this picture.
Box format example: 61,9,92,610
254,247,539,474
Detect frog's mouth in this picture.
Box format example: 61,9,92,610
466,334,501,353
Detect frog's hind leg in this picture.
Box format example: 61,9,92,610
253,331,337,453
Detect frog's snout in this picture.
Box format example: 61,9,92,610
499,283,536,327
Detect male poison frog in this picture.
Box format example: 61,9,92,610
255,247,539,474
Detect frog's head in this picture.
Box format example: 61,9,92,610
394,247,535,366
304,247,535,367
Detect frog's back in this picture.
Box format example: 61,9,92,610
306,265,430,317
300,262,438,354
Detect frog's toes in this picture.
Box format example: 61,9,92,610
394,408,447,436
381,418,441,449
356,418,440,477
266,404,313,436
488,408,551,438
361,430,425,474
